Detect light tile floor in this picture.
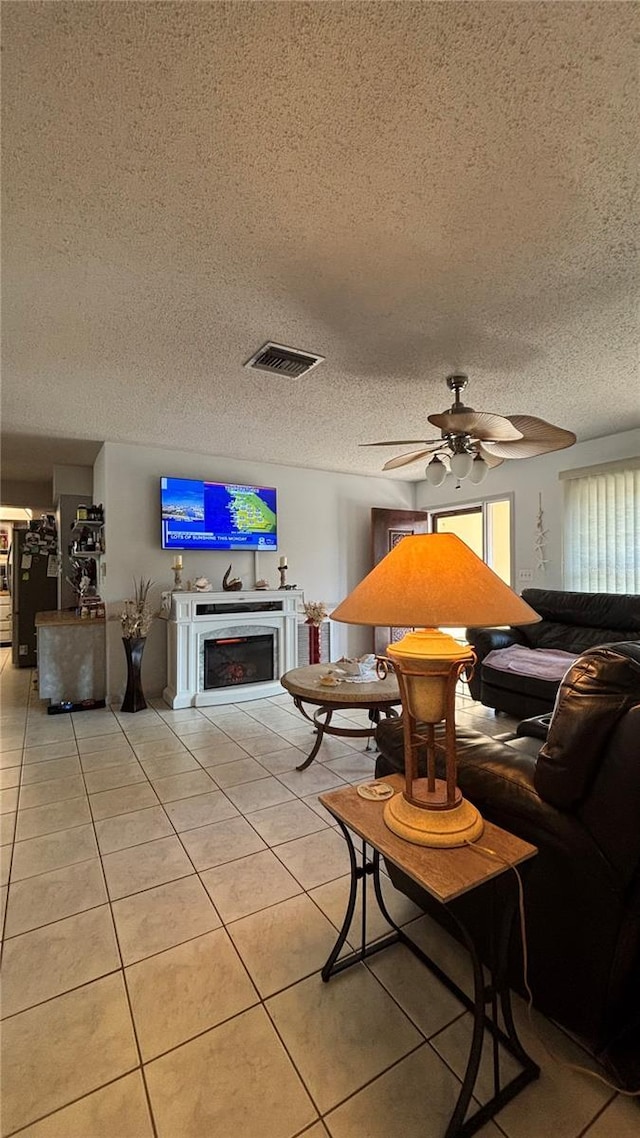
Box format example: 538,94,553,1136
0,649,636,1137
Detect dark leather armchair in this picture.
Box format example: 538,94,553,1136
374,643,640,1090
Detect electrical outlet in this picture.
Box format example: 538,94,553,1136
518,568,534,584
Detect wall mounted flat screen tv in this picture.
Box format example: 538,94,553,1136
161,477,277,552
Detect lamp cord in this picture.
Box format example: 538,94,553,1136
464,838,640,1097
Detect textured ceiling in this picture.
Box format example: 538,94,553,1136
2,1,638,484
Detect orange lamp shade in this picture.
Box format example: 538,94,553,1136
331,533,541,631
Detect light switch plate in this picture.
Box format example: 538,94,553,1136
518,568,534,583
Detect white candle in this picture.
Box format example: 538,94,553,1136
173,555,183,571
279,556,287,568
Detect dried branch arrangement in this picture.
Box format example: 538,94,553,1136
302,600,328,626
121,577,155,638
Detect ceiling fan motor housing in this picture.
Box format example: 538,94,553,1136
446,373,474,414
448,432,475,455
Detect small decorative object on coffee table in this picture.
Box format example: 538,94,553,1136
120,577,155,713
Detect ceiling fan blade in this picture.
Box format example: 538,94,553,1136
382,448,440,471
360,439,442,447
482,417,577,459
476,444,505,469
427,410,523,442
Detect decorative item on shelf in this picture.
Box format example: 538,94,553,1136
278,555,288,590
120,577,156,713
67,557,99,611
331,533,540,847
222,565,242,591
171,555,183,591
193,576,212,592
302,600,328,664
255,578,270,591
534,492,549,572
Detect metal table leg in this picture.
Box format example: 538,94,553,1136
322,830,540,1138
321,820,399,980
294,701,334,771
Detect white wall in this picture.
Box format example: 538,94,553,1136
97,442,414,700
416,428,640,589
52,465,93,499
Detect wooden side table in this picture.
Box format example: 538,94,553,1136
319,775,540,1138
281,664,401,770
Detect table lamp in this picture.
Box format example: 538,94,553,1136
331,534,540,847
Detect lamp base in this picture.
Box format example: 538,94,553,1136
384,791,483,848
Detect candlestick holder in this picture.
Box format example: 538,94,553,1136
278,565,287,589
172,567,183,591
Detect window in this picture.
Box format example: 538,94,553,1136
430,497,513,642
562,461,640,592
431,497,513,585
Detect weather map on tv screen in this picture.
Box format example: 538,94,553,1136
161,477,277,551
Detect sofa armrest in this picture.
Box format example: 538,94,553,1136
373,723,601,864
454,736,616,877
464,626,528,700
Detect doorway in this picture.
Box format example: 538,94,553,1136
431,497,513,585
430,497,513,642
371,508,430,655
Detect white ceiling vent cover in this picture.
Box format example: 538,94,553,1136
244,342,325,378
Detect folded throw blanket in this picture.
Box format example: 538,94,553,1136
483,644,579,680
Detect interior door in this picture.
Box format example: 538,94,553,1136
371,507,430,655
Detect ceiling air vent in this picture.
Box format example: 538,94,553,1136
244,342,324,378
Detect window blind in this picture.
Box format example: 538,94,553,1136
563,466,640,592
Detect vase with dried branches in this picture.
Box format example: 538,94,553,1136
302,600,328,665
121,578,155,712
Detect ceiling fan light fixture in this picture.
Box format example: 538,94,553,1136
468,455,489,484
425,457,447,486
450,451,474,479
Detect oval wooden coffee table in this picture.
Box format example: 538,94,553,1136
280,663,401,771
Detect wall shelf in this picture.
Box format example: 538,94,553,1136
71,520,104,533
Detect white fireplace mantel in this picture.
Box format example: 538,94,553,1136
162,589,303,708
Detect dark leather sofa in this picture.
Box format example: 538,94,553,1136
465,588,640,720
374,643,640,1090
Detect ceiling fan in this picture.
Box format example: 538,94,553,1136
361,374,576,485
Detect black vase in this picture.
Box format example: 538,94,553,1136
121,637,147,713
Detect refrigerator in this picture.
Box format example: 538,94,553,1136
9,529,59,667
